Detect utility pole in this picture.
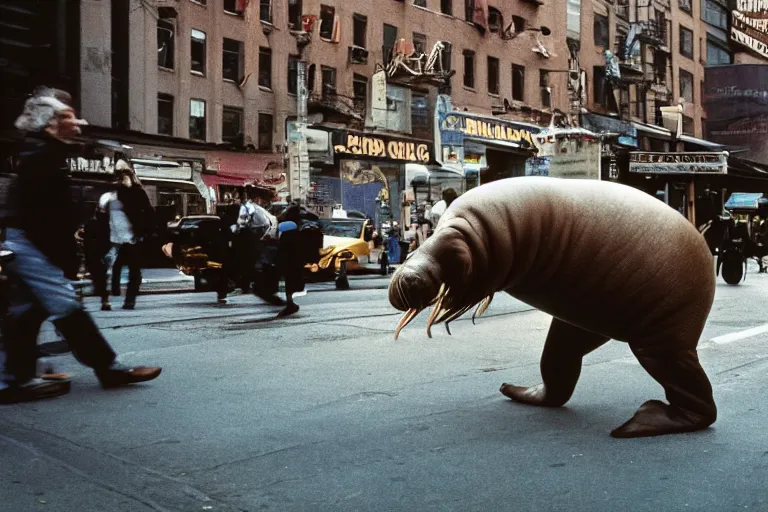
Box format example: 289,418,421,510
288,58,310,205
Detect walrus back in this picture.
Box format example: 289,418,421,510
440,177,715,343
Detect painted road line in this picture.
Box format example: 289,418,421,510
710,323,768,345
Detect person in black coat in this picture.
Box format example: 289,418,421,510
0,87,162,404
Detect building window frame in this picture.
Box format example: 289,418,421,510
593,66,607,107
463,49,475,89
411,93,430,137
259,0,272,22
353,73,368,112
679,0,692,14
288,55,299,95
321,65,337,97
190,29,206,76
157,18,175,70
593,13,609,48
288,0,303,30
319,5,336,41
413,32,427,54
701,0,728,30
679,68,694,104
258,113,274,150
441,0,452,16
223,0,246,16
258,46,272,90
222,38,244,82
189,98,207,141
487,56,500,95
222,105,244,144
512,64,525,102
679,25,694,60
157,93,174,136
353,13,367,49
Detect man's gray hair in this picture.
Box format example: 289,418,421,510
14,87,73,133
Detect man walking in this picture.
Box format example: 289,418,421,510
100,160,154,310
0,87,161,404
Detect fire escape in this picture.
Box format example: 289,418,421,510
614,0,671,126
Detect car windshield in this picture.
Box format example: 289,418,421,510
318,219,364,239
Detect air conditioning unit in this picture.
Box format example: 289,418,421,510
348,46,369,64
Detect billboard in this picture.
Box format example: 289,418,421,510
731,0,768,60
703,65,768,165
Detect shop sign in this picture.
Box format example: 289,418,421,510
333,131,431,163
133,162,193,181
67,156,114,173
628,152,728,174
731,0,768,60
439,113,539,147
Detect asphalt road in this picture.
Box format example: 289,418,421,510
1,260,767,512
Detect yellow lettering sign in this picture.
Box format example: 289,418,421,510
335,133,431,163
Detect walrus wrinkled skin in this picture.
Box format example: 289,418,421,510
389,177,717,439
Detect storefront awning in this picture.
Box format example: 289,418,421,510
725,192,765,210
678,134,725,149
631,121,672,139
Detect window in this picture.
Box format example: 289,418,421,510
679,26,693,59
191,0,206,4
223,0,245,15
413,32,427,54
487,56,499,95
465,0,475,22
222,106,243,143
383,24,398,63
157,19,175,70
353,13,367,48
682,115,694,135
222,38,244,82
441,0,452,16
288,0,303,30
702,0,728,30
259,0,272,22
258,47,272,89
414,0,427,6
320,5,335,40
157,94,174,135
706,39,732,65
463,50,475,88
441,42,452,72
512,16,525,34
679,69,694,104
488,7,503,33
512,64,524,101
258,113,273,150
594,13,609,47
412,93,430,137
321,66,337,97
191,29,206,75
593,66,606,106
288,55,299,94
680,0,692,14
353,73,368,110
540,70,551,107
189,99,206,140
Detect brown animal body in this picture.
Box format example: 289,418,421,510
389,177,717,438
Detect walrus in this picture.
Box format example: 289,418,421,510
389,177,717,438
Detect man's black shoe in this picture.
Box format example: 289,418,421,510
0,379,71,404
277,302,299,318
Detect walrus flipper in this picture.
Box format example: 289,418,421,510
500,318,609,407
610,345,717,438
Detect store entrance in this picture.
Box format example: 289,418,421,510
481,148,528,184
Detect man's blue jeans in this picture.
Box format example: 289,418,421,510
1,228,115,385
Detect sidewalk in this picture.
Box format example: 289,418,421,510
86,267,393,295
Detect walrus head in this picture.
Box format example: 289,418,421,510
389,221,495,340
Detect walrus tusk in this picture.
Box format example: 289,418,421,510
394,308,420,340
472,295,494,324
425,287,450,338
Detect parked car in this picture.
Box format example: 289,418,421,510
305,217,375,289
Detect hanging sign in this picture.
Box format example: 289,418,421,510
333,130,432,163
629,152,728,174
439,112,539,148
731,0,768,60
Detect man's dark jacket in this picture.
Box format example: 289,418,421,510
10,134,80,279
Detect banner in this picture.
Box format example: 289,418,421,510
628,152,728,174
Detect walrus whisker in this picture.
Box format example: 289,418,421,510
394,308,420,340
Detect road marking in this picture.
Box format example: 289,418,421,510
710,323,768,345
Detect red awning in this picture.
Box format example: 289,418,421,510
201,172,254,188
